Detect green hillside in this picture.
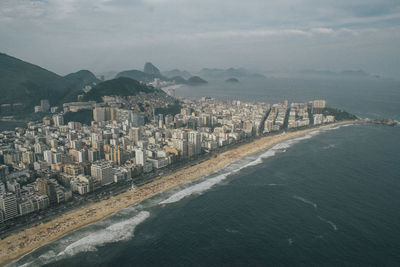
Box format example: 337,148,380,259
83,77,156,102
64,70,100,90
0,53,76,111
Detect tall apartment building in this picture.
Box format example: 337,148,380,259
52,114,64,127
173,139,188,159
0,165,9,179
37,178,58,204
188,131,201,155
132,113,145,127
311,100,326,114
40,99,50,113
128,127,141,145
43,150,53,164
93,106,118,122
0,193,18,221
22,151,35,164
135,149,146,166
91,161,114,186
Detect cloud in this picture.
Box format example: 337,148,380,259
0,0,399,76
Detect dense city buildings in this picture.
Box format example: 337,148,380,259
0,95,335,225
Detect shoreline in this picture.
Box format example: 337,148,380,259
0,120,356,266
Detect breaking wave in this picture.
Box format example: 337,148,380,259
266,183,285,186
225,228,240,234
159,173,230,204
293,195,318,209
318,216,338,231
323,144,336,149
11,211,150,266
59,211,150,257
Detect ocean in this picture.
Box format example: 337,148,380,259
10,77,400,266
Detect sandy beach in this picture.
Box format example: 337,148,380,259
0,121,355,266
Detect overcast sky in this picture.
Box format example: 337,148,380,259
1,0,399,77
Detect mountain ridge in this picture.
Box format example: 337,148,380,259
0,52,77,111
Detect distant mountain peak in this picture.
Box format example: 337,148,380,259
144,62,161,76
64,69,100,89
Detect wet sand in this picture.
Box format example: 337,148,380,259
0,121,355,266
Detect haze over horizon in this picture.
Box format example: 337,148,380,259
1,0,399,77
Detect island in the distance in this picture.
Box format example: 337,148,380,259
186,76,208,85
225,77,239,83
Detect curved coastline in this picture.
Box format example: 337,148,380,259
0,120,357,266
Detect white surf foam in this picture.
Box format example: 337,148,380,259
17,261,35,267
38,250,56,261
225,228,240,234
58,211,150,257
159,173,229,204
293,195,318,209
322,144,336,149
265,183,285,186
317,216,338,231
11,211,151,266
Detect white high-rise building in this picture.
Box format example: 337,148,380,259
91,161,114,186
173,139,188,159
52,114,64,127
135,149,145,166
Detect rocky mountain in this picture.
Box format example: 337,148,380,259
143,62,161,76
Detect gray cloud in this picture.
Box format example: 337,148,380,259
0,0,399,77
